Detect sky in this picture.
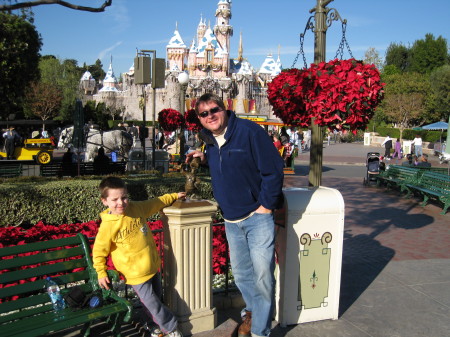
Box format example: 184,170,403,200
30,0,450,77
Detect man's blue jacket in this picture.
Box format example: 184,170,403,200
200,111,284,221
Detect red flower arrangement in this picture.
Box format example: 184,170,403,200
158,108,184,132
267,58,384,133
184,108,203,132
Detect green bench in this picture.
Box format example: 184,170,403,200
404,171,450,215
0,233,133,337
376,165,422,193
0,163,23,178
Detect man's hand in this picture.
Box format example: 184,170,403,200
255,205,272,214
98,276,110,290
185,150,206,164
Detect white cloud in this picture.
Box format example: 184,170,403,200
98,41,123,60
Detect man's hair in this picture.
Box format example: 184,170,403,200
99,176,126,199
194,93,226,114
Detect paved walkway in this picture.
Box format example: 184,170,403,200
216,143,450,337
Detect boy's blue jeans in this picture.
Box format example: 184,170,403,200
225,212,276,337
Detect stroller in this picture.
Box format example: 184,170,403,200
363,152,382,186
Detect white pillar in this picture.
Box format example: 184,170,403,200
163,200,218,335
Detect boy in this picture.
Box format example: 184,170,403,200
93,176,186,337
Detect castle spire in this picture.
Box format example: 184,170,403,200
237,31,244,62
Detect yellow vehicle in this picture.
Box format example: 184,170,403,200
0,138,54,164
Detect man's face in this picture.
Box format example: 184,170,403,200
197,101,228,135
101,188,129,215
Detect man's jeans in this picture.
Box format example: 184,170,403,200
414,145,423,157
225,213,276,337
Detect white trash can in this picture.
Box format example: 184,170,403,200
364,132,371,146
275,186,344,327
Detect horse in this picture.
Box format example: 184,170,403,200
58,126,133,162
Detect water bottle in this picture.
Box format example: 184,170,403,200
45,277,66,312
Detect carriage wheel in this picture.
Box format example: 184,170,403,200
36,150,52,165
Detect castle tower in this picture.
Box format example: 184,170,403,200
167,23,189,71
197,15,206,45
213,0,233,55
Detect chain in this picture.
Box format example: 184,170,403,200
334,21,353,60
291,33,308,69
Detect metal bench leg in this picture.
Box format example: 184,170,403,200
81,321,91,337
439,198,449,215
421,194,429,207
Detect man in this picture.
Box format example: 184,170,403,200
2,126,20,160
186,93,284,337
381,135,393,160
411,134,423,157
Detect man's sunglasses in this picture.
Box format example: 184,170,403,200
198,106,222,118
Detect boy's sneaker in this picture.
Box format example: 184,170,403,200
165,328,183,337
142,322,163,337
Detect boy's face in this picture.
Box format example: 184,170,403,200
101,188,129,215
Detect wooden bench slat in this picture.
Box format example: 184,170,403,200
0,246,85,269
1,259,87,284
0,235,82,257
0,270,90,299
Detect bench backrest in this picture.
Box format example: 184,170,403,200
417,171,450,193
383,165,422,181
0,164,23,178
0,233,99,323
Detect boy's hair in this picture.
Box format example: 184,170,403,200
99,176,127,199
194,93,226,114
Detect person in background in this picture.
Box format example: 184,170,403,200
93,147,110,175
381,135,393,160
2,126,20,160
417,154,431,167
186,93,284,337
411,135,423,157
392,138,402,163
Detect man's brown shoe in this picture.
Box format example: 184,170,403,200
238,310,252,337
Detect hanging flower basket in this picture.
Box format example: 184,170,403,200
158,108,184,132
185,109,203,132
267,58,384,133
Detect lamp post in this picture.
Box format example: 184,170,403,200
178,71,189,161
305,0,345,186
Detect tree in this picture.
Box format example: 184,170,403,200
87,59,106,82
364,47,383,70
0,12,41,119
0,0,112,12
39,56,82,121
24,81,63,129
382,72,429,139
428,65,450,121
408,34,449,74
385,43,409,72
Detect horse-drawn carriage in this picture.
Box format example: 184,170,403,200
0,138,54,164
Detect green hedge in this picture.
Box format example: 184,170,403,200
375,127,446,142
0,175,214,227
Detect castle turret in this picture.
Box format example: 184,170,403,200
197,15,206,45
166,23,189,71
214,0,233,56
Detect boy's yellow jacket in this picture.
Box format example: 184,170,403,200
93,193,178,285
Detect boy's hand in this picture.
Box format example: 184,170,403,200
98,276,110,290
186,151,206,164
178,192,187,200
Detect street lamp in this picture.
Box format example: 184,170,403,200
178,71,190,160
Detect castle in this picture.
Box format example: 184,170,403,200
81,0,282,125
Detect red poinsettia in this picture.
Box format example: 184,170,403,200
158,108,184,132
267,58,384,133
185,109,203,132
